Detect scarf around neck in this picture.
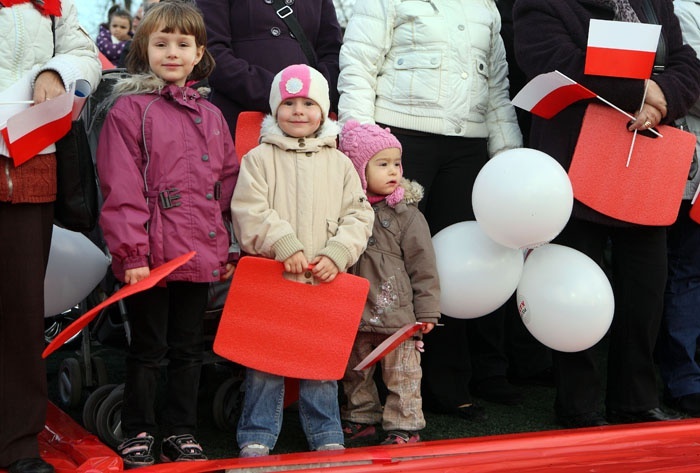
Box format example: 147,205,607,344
0,0,62,16
585,0,640,22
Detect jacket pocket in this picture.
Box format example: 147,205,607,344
391,51,442,105
469,52,490,122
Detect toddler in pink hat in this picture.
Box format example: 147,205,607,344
338,119,441,446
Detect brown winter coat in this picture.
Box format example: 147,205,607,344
349,179,441,335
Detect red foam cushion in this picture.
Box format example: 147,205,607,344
234,111,265,162
569,103,696,225
213,256,369,380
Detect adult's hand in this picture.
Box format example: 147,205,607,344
33,70,66,104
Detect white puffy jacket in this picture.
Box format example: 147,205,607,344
0,1,100,91
338,0,522,157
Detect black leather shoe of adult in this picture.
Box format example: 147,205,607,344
666,393,700,417
556,412,609,429
607,407,683,424
8,458,55,473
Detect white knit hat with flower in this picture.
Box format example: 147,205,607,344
269,64,330,120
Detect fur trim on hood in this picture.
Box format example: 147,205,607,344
112,73,168,97
260,114,342,140
399,178,424,205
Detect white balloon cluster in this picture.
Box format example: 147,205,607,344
431,148,614,352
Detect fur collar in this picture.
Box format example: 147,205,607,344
400,178,424,205
260,114,342,140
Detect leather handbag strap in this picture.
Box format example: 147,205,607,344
270,0,318,69
640,0,667,73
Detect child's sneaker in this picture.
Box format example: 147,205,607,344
117,432,155,469
316,443,345,451
239,443,270,458
380,430,420,445
160,434,207,462
341,421,376,440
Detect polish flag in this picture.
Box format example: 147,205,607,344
0,84,74,166
511,71,596,119
585,19,661,79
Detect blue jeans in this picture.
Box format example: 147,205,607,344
658,202,700,399
236,368,344,450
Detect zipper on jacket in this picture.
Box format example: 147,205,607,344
4,160,13,200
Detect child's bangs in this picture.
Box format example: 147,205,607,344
149,10,203,40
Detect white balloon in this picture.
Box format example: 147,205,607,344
432,221,524,319
44,226,109,317
516,244,614,352
472,148,573,250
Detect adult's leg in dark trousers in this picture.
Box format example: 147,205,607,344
504,292,552,383
552,218,608,417
0,202,53,466
424,136,514,400
162,282,208,435
122,286,171,437
398,133,474,412
606,225,667,412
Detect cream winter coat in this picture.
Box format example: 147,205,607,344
338,0,522,157
231,116,374,283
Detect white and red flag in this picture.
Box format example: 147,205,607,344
585,19,661,79
511,71,596,119
0,87,72,166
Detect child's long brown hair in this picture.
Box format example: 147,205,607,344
126,1,215,82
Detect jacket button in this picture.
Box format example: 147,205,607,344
271,27,281,37
458,24,465,31
306,152,312,156
368,237,376,245
209,231,216,238
381,220,390,228
397,58,404,65
206,193,213,200
202,154,209,161
212,269,220,277
285,0,294,4
304,270,312,278
194,116,202,124
264,0,272,3
461,72,467,79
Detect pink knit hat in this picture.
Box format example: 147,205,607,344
339,119,403,190
269,64,330,120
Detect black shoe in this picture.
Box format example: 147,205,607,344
666,393,700,417
456,404,488,421
473,376,524,405
556,412,609,428
8,458,55,473
607,407,683,424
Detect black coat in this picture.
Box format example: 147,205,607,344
196,0,342,137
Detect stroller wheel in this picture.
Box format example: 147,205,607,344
57,357,83,408
95,383,125,449
212,376,244,432
82,383,117,434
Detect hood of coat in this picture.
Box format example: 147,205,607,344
260,113,342,141
111,73,209,103
399,178,424,206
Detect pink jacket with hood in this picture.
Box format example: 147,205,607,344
97,73,239,283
